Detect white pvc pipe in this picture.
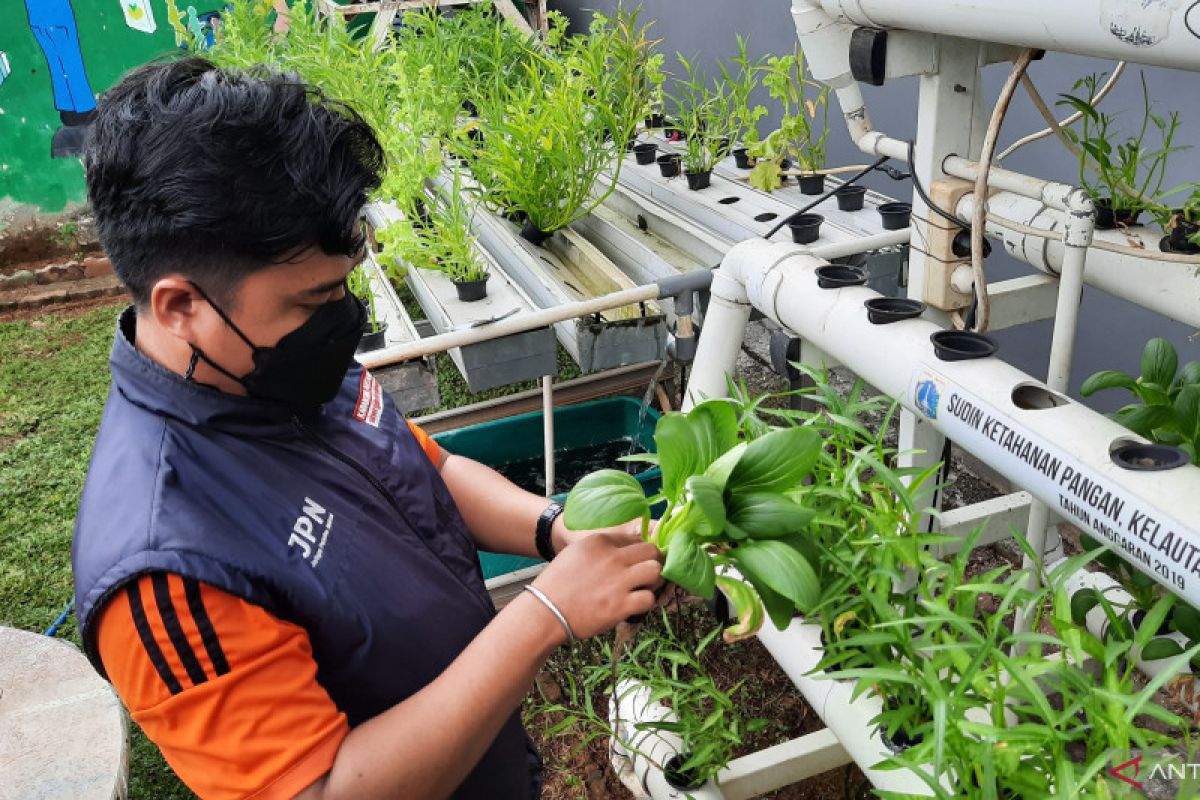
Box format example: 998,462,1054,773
756,620,936,795
1057,560,1200,706
542,376,555,498
684,292,753,410
610,679,727,800
690,237,1200,607
960,192,1200,329
815,0,1200,71
358,283,658,369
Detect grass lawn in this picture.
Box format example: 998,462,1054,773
0,300,195,798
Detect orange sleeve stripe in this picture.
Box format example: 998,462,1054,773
406,419,444,465
98,574,349,800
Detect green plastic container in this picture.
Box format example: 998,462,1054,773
433,398,662,579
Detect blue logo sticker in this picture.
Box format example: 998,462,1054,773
915,379,940,420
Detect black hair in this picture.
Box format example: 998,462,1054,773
84,57,384,307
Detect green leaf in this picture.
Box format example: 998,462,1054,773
1080,370,1138,397
685,475,726,538
703,442,748,491
1175,385,1200,443
688,399,739,453
1171,603,1200,641
1141,337,1178,387
1113,404,1176,438
661,528,715,599
1176,360,1200,387
730,539,820,613
654,413,702,499
727,426,821,493
563,469,649,530
715,576,765,642
726,492,815,539
1070,587,1100,626
1141,637,1184,661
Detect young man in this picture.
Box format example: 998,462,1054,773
72,57,662,800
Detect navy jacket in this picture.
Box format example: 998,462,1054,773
73,309,538,798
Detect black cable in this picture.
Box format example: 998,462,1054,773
762,155,891,241
906,139,970,231
925,437,955,534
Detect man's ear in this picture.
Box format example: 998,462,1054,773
148,276,206,342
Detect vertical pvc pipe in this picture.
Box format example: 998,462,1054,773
683,292,752,411
542,375,555,498
1015,198,1094,640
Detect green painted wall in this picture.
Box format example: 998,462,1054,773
0,0,223,213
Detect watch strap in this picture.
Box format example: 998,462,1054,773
536,502,565,561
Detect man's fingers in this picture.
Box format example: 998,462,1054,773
618,541,662,565
623,559,662,590
624,589,656,618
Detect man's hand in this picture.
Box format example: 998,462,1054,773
528,530,661,642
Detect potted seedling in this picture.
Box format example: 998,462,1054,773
719,37,766,172
468,10,651,244
1155,184,1200,254
748,47,831,195
347,264,388,352
668,46,758,192
1057,72,1182,229
1080,336,1200,463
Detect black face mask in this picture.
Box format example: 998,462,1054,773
186,281,367,409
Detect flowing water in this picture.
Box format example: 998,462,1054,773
628,358,671,458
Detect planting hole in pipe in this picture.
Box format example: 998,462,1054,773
663,754,706,791
865,297,925,324
1011,383,1069,410
1109,440,1191,472
754,212,779,223
930,330,998,361
718,196,741,205
815,265,868,289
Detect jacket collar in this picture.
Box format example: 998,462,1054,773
109,306,311,435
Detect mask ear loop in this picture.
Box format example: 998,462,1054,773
187,280,259,352
184,350,199,381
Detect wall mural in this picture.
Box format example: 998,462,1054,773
0,0,228,213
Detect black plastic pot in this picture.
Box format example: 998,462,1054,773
777,157,792,183
815,265,867,289
1161,213,1200,254
663,754,706,791
657,153,682,178
930,330,998,361
519,221,553,247
798,173,826,195
881,725,925,754
467,127,484,145
716,137,731,157
789,213,824,244
1094,198,1141,230
645,113,666,129
633,142,658,165
879,202,912,230
503,209,527,225
461,99,478,116
865,297,926,324
1110,442,1191,471
685,170,712,191
453,275,489,302
356,323,388,354
835,184,867,211
733,148,754,169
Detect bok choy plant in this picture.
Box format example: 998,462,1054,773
564,398,823,642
